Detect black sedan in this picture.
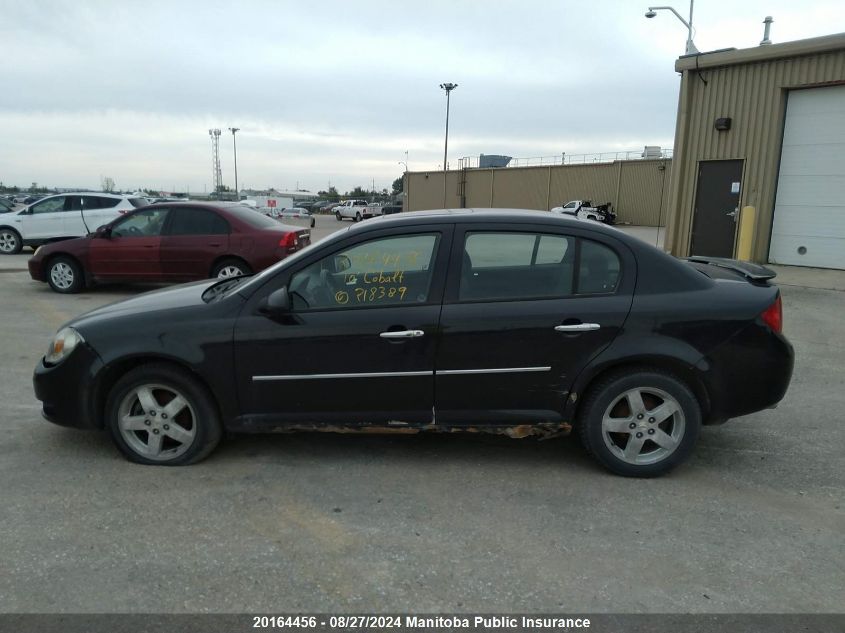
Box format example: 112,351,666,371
33,210,793,476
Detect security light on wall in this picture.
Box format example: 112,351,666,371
715,117,732,131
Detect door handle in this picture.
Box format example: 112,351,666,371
555,323,601,332
726,208,738,218
379,330,425,339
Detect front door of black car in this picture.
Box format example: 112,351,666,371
233,227,452,427
435,225,635,425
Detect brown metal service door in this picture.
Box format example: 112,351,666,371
690,160,743,258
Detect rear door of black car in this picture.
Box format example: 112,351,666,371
434,222,636,425
232,224,453,427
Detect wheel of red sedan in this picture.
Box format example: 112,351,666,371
47,256,84,293
106,364,222,465
577,368,701,477
212,258,252,279
0,228,22,254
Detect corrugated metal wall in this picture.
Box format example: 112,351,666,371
665,46,845,261
406,159,672,225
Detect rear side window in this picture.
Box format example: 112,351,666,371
578,239,621,294
83,196,119,209
128,198,149,208
458,232,620,301
461,232,574,301
167,208,230,236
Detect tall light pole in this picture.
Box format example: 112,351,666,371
439,82,457,207
645,1,698,54
399,150,409,211
228,127,240,200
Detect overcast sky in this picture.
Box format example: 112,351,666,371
1,0,842,194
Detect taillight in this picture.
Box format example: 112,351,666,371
760,295,783,333
279,232,299,249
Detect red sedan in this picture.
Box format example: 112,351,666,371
28,202,311,293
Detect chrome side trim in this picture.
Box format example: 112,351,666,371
253,370,433,381
437,366,552,375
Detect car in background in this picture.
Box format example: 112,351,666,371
31,209,793,474
0,192,149,254
27,202,311,293
0,198,17,213
335,199,372,222
381,200,403,215
271,207,316,228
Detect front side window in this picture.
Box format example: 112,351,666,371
111,208,170,237
289,233,440,310
30,196,66,214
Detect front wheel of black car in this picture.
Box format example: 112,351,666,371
106,364,222,465
578,368,701,477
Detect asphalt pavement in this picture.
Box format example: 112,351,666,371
0,215,842,613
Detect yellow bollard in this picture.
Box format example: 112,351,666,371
736,205,756,262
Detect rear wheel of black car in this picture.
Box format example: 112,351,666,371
47,256,84,293
106,364,222,466
577,368,701,477
0,228,22,254
212,258,252,279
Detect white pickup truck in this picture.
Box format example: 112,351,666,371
550,200,616,225
334,200,381,222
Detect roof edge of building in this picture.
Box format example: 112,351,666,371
675,31,845,72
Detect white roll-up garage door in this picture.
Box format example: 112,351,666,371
769,84,845,269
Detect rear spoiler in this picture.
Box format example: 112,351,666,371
685,256,777,282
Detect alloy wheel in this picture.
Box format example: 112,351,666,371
117,384,197,461
50,262,75,290
0,230,19,253
601,387,686,465
216,265,244,278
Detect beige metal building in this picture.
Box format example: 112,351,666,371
665,33,845,269
405,158,672,226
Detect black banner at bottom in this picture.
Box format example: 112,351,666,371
0,614,841,633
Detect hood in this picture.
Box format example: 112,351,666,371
67,279,218,332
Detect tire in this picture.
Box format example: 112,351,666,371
0,228,22,254
211,258,252,279
47,255,84,293
311,218,316,228
355,212,362,222
577,367,701,477
105,363,222,466
335,212,342,221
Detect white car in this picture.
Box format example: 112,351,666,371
0,193,148,254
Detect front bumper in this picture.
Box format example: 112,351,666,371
33,343,104,429
28,256,45,281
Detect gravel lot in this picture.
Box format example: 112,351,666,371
0,215,842,613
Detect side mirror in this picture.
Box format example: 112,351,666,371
260,287,291,315
95,225,112,238
334,254,351,272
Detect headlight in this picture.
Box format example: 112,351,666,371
45,327,84,365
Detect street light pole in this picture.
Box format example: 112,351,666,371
399,151,409,211
645,0,698,55
439,82,457,207
228,127,240,200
